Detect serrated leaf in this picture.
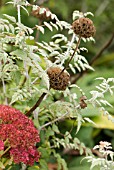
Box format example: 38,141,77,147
50,22,58,30
84,117,96,126
21,5,29,15
3,14,16,23
10,49,27,60
9,24,15,33
36,25,44,34
69,63,76,73
41,71,50,89
49,51,60,57
44,22,53,31
52,124,60,133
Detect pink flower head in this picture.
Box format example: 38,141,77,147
0,140,4,151
0,105,40,165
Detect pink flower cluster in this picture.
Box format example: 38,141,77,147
0,140,4,151
0,105,40,165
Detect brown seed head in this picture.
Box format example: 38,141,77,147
72,17,96,38
47,67,70,91
31,6,51,21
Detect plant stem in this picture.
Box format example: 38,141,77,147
2,78,8,105
39,112,69,130
17,5,21,24
58,36,81,76
26,92,46,116
40,104,80,130
0,146,11,158
35,20,42,41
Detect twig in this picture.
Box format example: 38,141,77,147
71,32,114,84
90,32,114,65
39,104,80,130
63,148,104,158
26,92,46,116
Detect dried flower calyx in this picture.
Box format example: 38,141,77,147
47,67,70,90
31,6,51,21
72,17,96,38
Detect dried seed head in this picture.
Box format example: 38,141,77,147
72,17,96,38
47,67,70,91
79,95,87,109
31,6,51,21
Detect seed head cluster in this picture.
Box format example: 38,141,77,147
0,105,40,165
72,17,96,38
47,67,70,90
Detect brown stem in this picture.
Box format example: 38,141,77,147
26,92,46,116
71,32,114,84
63,148,104,158
58,36,81,77
35,20,42,41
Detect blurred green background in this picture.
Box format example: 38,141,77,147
0,0,114,169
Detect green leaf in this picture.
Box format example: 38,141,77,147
0,162,5,169
46,127,54,138
39,159,48,170
10,49,27,60
52,124,60,133
28,166,39,170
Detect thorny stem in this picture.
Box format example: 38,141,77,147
58,36,81,77
26,92,47,116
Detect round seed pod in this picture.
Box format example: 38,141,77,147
31,6,51,21
72,17,96,38
47,67,70,91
